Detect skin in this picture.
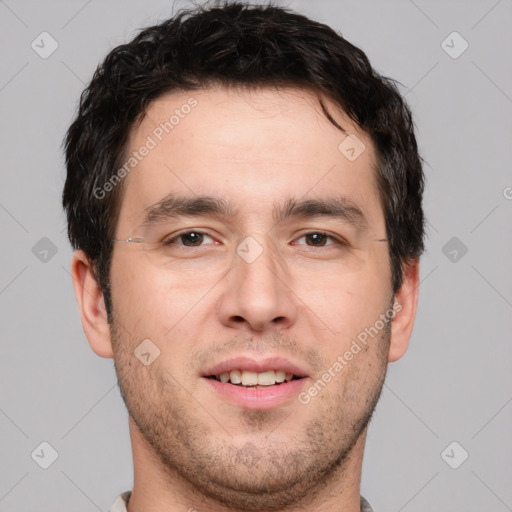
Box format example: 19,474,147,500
71,85,419,512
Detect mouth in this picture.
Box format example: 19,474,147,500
206,370,304,389
201,356,309,409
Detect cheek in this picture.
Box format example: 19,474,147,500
110,256,175,315
293,266,390,337
110,273,201,382
110,261,218,343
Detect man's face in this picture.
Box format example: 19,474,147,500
110,86,394,509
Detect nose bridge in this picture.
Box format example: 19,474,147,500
235,234,286,297
218,234,296,331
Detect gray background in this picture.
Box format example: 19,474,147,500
1,0,511,510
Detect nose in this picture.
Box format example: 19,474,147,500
217,238,298,333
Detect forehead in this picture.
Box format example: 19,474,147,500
116,85,384,233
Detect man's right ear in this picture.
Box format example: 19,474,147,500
70,250,114,358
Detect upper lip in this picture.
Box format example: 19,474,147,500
202,355,310,378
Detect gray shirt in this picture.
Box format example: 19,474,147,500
108,491,375,511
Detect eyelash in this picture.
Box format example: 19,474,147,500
161,230,347,248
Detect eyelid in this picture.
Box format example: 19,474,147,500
161,228,220,246
158,228,349,248
291,230,348,246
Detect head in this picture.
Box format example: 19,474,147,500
64,2,425,510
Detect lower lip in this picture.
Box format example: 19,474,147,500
202,377,309,410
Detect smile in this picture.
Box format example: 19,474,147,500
208,369,302,387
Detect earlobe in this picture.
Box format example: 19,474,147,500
388,259,420,362
70,250,114,358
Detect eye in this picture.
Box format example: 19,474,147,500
292,231,344,247
162,230,217,247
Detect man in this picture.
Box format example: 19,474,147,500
63,2,425,511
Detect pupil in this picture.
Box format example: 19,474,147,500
308,233,326,246
183,232,203,246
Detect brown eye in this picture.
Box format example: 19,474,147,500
162,231,216,247
179,232,204,246
293,232,339,247
305,233,329,246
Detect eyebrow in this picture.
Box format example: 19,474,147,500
273,197,368,231
141,193,368,231
142,194,236,225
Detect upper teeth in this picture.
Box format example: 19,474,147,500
216,370,294,386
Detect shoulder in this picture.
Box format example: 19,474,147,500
107,491,132,512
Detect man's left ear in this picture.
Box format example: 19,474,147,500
388,259,420,362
